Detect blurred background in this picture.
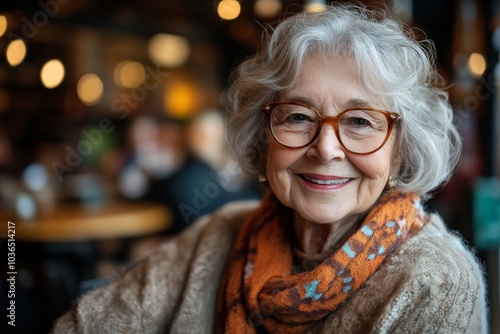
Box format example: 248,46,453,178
0,0,498,333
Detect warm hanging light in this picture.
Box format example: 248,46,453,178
217,0,241,20
114,60,146,88
148,33,190,68
163,80,199,119
305,0,327,13
0,15,7,37
254,0,282,18
467,52,486,77
77,73,104,106
40,59,65,89
6,39,27,67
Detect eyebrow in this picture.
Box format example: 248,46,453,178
344,98,379,109
281,95,382,111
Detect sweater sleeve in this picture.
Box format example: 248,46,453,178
50,215,212,334
374,223,489,334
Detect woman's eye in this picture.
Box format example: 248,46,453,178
348,117,370,126
287,113,310,122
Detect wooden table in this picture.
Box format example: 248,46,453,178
0,201,171,242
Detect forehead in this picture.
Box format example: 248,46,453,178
284,54,388,110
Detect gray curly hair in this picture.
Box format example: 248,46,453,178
223,3,461,197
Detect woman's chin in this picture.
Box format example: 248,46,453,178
294,210,351,226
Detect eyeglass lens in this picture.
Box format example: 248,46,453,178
269,103,390,154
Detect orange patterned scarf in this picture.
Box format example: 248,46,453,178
216,191,429,333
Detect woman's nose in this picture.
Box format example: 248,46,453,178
306,123,346,162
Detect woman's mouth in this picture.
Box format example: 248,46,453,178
301,174,351,185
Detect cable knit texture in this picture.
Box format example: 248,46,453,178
50,200,489,334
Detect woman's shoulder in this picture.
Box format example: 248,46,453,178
187,198,261,238
209,199,262,224
143,199,261,269
369,213,488,303
391,213,486,287
404,214,484,272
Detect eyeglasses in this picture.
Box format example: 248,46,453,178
261,101,399,155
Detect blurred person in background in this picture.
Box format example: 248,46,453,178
119,113,261,233
51,3,488,333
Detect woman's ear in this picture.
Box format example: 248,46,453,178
390,153,402,179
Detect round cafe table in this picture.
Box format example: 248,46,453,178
0,200,171,242
0,200,172,334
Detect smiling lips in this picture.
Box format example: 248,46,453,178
302,174,351,185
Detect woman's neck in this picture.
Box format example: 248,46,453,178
293,214,361,258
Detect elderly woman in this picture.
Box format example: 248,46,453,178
52,3,488,333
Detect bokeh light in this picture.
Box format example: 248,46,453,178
6,39,27,67
305,0,327,13
467,52,486,77
16,192,37,220
148,33,190,68
77,73,104,106
217,0,241,20
114,60,146,88
0,15,7,37
163,80,199,119
40,59,66,89
22,163,48,192
118,164,149,199
254,0,282,18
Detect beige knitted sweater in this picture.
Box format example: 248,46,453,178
51,200,489,333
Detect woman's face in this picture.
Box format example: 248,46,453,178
266,54,401,227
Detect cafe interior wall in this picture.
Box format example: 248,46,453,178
0,0,499,332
